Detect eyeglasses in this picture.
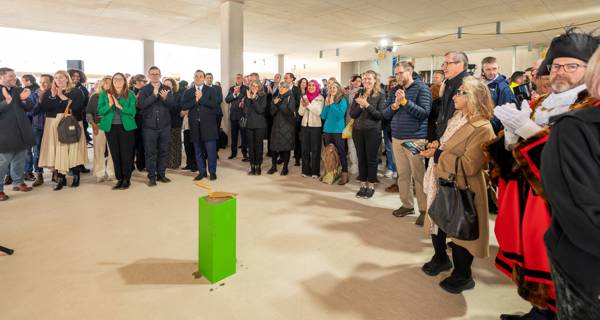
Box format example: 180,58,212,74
547,63,587,73
441,61,460,68
455,89,468,96
149,72,160,76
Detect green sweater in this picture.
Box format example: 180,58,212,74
97,90,137,132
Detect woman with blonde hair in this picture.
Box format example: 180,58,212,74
86,76,114,183
350,70,386,199
39,70,87,190
420,75,495,293
245,79,268,175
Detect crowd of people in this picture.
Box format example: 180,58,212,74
1,27,599,320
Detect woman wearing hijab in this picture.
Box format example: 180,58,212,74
298,80,324,178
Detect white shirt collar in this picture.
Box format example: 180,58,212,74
536,84,586,125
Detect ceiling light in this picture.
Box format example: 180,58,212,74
379,38,390,47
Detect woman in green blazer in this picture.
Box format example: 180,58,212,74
98,72,137,190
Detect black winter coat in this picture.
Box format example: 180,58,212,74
349,89,386,131
0,85,35,153
244,93,267,130
270,91,296,151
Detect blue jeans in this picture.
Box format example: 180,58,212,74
143,127,170,179
383,127,396,172
193,140,217,175
0,149,28,193
32,127,44,173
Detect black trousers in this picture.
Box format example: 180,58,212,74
353,128,381,183
323,133,348,173
266,115,274,156
247,128,266,166
133,116,145,170
271,151,290,167
551,259,600,320
143,127,170,179
294,120,302,161
106,124,135,181
431,230,474,279
301,127,322,176
183,129,197,170
230,120,248,157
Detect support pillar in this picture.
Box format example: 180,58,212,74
276,54,284,75
220,0,244,136
143,39,155,73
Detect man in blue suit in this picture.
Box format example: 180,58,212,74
182,70,219,181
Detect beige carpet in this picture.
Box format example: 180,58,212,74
0,154,529,320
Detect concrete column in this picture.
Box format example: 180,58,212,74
220,0,244,135
512,45,518,74
143,39,155,73
276,54,284,75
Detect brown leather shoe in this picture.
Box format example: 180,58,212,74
338,172,349,185
12,183,33,192
0,192,8,201
385,183,399,193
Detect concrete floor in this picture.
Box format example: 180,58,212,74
0,153,529,320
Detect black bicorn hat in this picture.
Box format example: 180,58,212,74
538,27,599,76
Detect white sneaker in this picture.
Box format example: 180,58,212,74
302,174,309,178
311,175,319,179
384,170,394,178
392,172,398,179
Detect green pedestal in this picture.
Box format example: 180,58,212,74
198,196,236,283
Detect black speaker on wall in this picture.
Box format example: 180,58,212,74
67,60,84,71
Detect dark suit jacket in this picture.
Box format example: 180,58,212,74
225,85,247,121
182,85,218,142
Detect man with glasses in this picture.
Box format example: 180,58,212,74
383,61,431,226
138,66,176,186
489,28,599,320
434,51,469,142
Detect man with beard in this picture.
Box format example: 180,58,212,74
486,28,599,320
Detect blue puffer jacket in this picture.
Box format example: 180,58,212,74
382,75,432,140
487,74,516,132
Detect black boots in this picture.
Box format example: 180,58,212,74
248,165,262,176
53,174,67,191
71,168,80,188
267,166,278,175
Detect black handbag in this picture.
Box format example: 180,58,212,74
57,100,81,144
239,116,248,128
428,157,479,241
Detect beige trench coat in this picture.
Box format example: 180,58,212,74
425,115,496,258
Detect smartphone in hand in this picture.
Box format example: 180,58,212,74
401,141,425,156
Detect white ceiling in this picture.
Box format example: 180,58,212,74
2,0,599,62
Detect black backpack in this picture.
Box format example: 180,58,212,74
218,129,228,149
57,100,81,144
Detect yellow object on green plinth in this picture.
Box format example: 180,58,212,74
198,196,236,283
